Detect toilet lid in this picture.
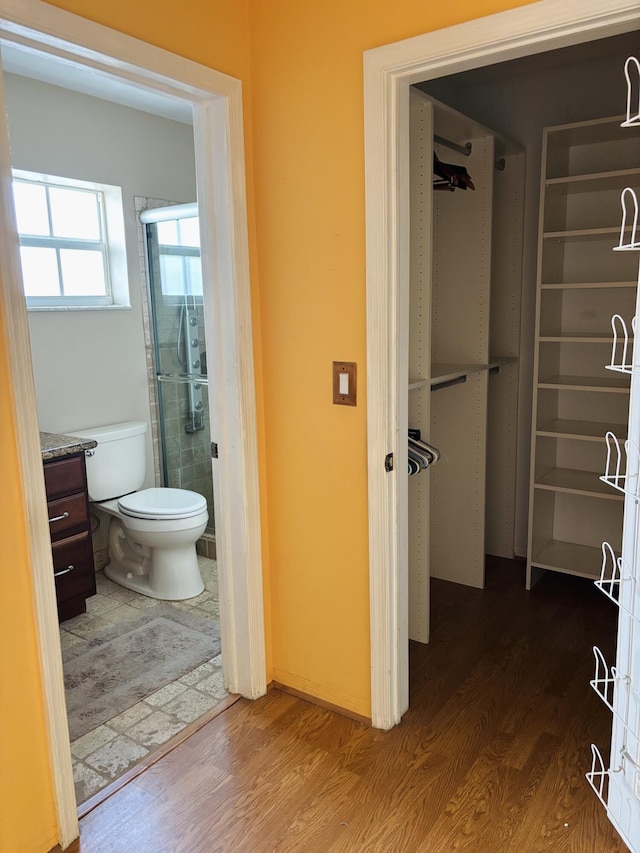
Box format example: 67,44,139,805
118,488,207,520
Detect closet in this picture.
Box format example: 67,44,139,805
405,38,640,853
408,90,525,642
527,115,640,589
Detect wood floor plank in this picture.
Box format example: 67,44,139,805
64,560,629,853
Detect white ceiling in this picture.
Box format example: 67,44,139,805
0,41,193,125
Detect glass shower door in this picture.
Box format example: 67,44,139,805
142,203,215,535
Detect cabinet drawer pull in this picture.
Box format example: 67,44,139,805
49,511,70,524
54,564,75,577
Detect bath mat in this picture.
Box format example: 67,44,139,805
63,605,220,740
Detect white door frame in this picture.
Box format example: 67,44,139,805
0,1,265,847
365,0,640,731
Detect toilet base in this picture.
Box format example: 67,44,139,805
105,545,205,601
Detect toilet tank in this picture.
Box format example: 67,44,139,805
71,421,148,501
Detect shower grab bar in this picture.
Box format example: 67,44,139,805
157,373,209,387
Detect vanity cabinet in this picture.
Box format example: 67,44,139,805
44,452,96,621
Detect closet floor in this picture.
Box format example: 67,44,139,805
59,556,227,805
58,558,626,852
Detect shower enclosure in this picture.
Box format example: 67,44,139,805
140,202,215,538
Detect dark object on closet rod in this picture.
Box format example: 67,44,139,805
434,133,472,157
431,374,467,392
489,365,501,376
407,430,441,476
433,153,475,192
495,157,506,171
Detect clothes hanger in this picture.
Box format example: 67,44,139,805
433,153,475,192
409,435,441,464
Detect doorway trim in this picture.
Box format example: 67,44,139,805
364,0,640,730
0,1,265,847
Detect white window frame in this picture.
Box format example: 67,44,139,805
13,168,130,310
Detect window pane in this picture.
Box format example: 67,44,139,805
186,256,203,295
19,246,60,296
13,182,50,236
178,217,200,248
60,249,107,296
50,187,101,240
159,253,186,296
156,220,179,246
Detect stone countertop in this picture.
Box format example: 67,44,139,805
40,431,97,462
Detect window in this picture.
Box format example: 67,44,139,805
156,216,203,298
12,170,130,309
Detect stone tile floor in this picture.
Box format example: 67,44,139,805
60,556,228,805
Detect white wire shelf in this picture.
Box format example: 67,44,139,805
596,542,634,612
587,744,611,810
623,56,640,128
614,187,640,252
591,645,630,720
587,743,640,853
600,431,640,499
606,314,639,374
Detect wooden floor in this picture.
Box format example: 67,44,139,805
60,560,628,852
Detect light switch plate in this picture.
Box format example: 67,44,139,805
333,361,357,406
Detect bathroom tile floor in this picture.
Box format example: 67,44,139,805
60,556,229,805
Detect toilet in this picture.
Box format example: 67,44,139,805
72,421,208,600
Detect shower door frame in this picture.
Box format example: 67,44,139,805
0,1,265,847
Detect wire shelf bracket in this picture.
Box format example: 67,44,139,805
614,188,640,252
596,542,635,612
591,645,631,719
606,314,639,374
622,57,640,128
600,432,640,499
587,744,612,809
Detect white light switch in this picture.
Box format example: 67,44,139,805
332,361,357,406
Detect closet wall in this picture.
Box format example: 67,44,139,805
420,32,639,557
408,90,524,641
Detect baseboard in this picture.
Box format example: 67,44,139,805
271,681,371,726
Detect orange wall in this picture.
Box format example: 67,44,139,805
0,315,57,851
247,0,532,715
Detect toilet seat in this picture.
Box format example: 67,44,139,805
118,487,207,520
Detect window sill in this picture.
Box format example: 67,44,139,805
27,304,132,312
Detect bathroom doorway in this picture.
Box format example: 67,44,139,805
139,201,216,555
0,5,265,845
3,69,231,804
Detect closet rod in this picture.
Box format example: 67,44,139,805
431,375,467,392
434,134,507,172
434,134,472,157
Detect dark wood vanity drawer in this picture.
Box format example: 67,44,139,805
52,531,96,602
44,454,86,499
47,492,88,538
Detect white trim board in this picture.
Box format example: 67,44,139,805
0,2,265,848
364,0,640,730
